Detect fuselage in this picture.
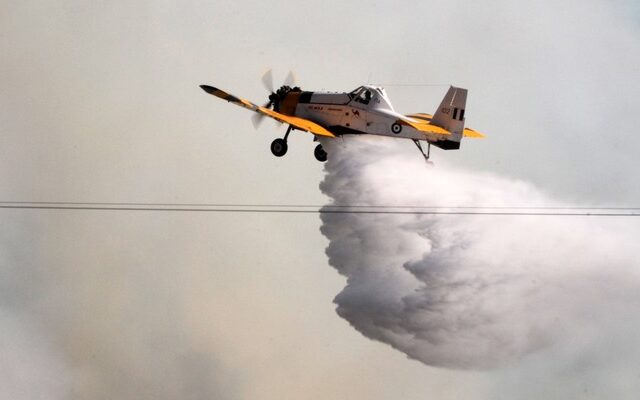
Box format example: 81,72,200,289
279,85,461,146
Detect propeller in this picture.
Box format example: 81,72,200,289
283,70,297,88
261,69,274,93
251,109,267,129
252,69,298,129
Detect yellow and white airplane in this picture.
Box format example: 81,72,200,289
200,72,485,162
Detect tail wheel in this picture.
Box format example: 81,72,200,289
270,138,288,157
314,144,327,162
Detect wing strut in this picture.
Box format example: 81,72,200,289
412,140,431,163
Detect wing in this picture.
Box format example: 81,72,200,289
406,113,486,138
258,108,335,138
200,85,335,138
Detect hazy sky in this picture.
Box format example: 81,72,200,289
1,1,639,399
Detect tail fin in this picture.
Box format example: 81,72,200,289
431,86,467,135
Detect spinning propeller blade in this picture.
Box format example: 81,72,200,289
261,69,274,93
283,70,297,87
251,100,273,129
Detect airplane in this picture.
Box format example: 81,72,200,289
200,72,485,163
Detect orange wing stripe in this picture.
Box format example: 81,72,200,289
259,108,335,138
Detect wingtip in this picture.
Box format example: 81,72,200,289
200,84,217,94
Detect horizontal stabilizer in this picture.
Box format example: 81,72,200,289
463,128,486,138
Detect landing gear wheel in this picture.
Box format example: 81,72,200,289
270,138,288,157
314,144,327,162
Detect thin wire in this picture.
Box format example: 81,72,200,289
0,204,639,217
371,83,451,87
0,201,639,211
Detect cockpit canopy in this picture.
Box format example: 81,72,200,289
348,86,394,111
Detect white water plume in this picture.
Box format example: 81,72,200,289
319,136,640,369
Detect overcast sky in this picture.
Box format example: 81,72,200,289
1,1,640,399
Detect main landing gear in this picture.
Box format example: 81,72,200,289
314,143,327,162
270,138,288,157
270,125,328,162
270,126,291,157
413,139,433,165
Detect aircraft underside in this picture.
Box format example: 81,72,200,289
268,123,458,163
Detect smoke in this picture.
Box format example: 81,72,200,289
319,136,640,369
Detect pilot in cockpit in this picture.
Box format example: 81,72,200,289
364,90,371,103
353,88,372,105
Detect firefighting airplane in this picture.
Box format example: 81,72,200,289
200,72,485,162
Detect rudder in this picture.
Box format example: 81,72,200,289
431,86,467,135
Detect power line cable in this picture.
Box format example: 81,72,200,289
0,203,639,216
371,83,451,87
0,201,639,210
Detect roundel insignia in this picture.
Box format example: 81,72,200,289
391,122,402,134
